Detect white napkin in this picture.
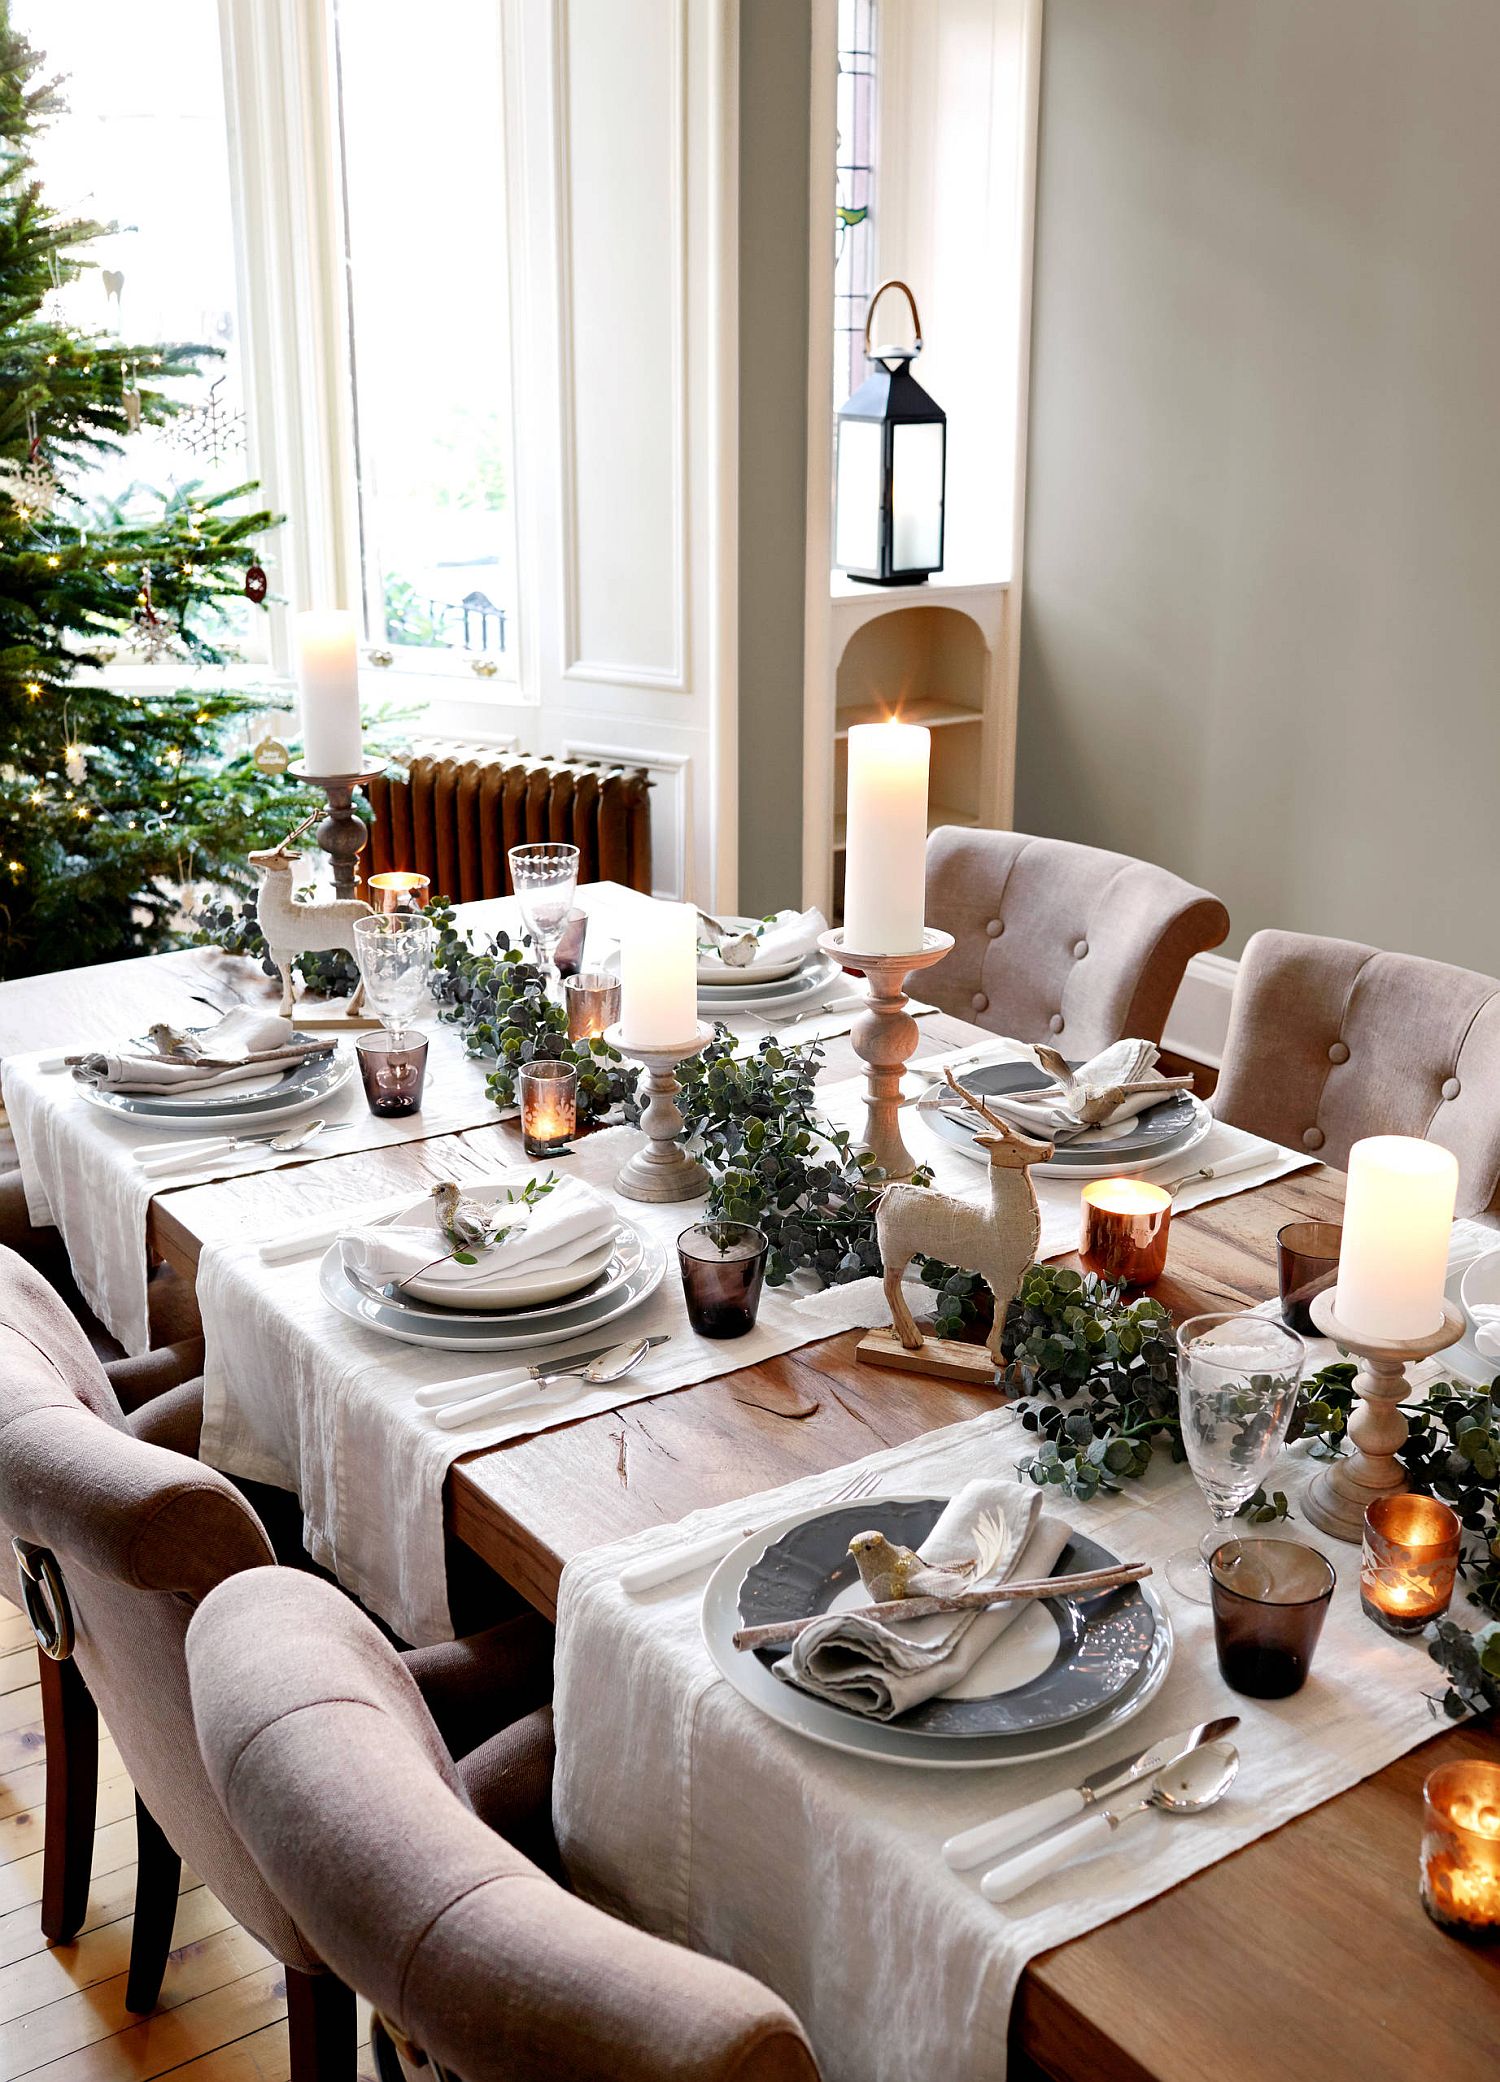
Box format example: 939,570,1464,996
702,906,828,973
970,1039,1180,1137
779,1480,1072,1720
1466,1301,1500,1359
71,1007,327,1094
337,1174,616,1293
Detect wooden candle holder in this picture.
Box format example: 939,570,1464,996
606,1022,711,1204
816,926,954,1178
1303,1289,1466,1542
288,764,384,902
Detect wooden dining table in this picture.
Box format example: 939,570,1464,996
3,919,1496,2082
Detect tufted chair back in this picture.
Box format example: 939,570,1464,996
922,827,1229,1055
0,1247,316,1972
1214,930,1500,1214
189,1567,821,2082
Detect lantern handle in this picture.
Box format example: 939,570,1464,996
864,279,923,360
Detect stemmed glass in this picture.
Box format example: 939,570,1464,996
1164,1311,1305,1603
351,912,437,1047
507,842,579,996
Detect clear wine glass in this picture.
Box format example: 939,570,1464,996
1164,1311,1305,1604
351,912,437,1047
508,842,579,995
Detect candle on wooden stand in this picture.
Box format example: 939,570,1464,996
842,719,930,953
1332,1136,1459,1341
618,901,699,1049
294,610,363,774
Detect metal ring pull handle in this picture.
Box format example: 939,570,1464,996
863,278,923,359
13,1538,74,1661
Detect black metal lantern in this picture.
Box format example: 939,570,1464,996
834,279,946,586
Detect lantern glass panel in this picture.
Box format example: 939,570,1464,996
835,419,884,572
892,420,944,572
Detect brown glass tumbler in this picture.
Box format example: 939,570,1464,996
355,1031,429,1118
678,1220,768,1338
1208,1536,1335,1699
1276,1220,1342,1334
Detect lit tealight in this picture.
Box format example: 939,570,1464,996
1079,1177,1172,1288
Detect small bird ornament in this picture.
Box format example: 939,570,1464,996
431,1181,496,1256
848,1507,1013,1604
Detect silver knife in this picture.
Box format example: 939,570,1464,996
941,1713,1240,1870
525,1332,669,1385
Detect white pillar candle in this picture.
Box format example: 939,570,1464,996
842,719,930,954
294,610,364,775
619,901,698,1050
1334,1135,1459,1341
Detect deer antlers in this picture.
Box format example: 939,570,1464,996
942,1065,1020,1136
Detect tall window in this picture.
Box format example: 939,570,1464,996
332,0,518,684
833,0,878,408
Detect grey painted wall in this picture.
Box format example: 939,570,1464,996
1016,0,1500,968
738,0,812,913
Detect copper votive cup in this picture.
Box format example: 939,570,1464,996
564,969,622,1043
1360,1492,1461,1635
368,871,431,915
518,1059,577,1157
1079,1178,1172,1288
1421,1760,1500,1940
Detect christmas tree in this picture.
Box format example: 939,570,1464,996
0,7,321,979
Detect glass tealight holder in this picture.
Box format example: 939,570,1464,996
564,969,622,1043
368,871,431,915
355,1031,428,1119
1421,1760,1500,1941
678,1220,768,1339
519,1059,577,1158
1079,1178,1172,1288
1360,1492,1461,1636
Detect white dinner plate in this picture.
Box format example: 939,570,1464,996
696,917,810,986
317,1230,667,1351
354,1225,643,1323
701,1495,1174,1770
604,947,846,1018
76,1048,354,1133
375,1175,630,1308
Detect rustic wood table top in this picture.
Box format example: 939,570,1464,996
6,924,1497,2082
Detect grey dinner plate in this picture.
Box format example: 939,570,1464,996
926,1059,1198,1167
738,1497,1155,1738
74,1041,348,1122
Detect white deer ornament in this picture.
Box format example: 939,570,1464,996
248,811,372,1017
864,1068,1055,1382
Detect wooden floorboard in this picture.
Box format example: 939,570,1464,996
0,1599,301,2082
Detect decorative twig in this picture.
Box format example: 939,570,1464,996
730,1561,1151,1652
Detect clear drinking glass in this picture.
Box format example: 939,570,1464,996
1164,1311,1305,1603
351,912,437,1046
508,842,579,995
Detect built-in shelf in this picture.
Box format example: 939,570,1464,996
834,697,983,739
833,800,980,853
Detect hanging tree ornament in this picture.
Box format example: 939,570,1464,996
63,742,87,786
126,563,185,663
0,415,60,521
121,359,142,432
244,555,268,604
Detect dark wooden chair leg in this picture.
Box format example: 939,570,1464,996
125,1795,181,2013
286,1967,356,2082
37,1651,98,1944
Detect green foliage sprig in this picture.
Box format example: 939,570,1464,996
1428,1617,1500,1720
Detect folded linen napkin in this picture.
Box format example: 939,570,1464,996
777,1480,1073,1720
701,906,828,974
338,1174,616,1293
1466,1301,1500,1360
965,1038,1192,1138
71,1007,330,1094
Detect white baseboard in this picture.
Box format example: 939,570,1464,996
1163,951,1238,1069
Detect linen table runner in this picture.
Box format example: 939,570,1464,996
554,1399,1488,2082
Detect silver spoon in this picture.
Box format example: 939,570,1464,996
233,1117,351,1154
981,1740,1240,1905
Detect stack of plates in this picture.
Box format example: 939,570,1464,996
607,929,847,1019
916,1059,1212,1181
75,1038,353,1133
702,1493,1173,1771
318,1178,666,1352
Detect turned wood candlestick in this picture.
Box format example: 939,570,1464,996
288,764,384,901
817,926,954,1178
1302,1289,1466,1542
606,1022,711,1204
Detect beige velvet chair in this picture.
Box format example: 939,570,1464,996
1214,930,1500,1215
922,826,1230,1055
188,1567,821,2082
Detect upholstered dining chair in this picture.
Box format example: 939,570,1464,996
921,826,1230,1056
1214,930,1500,1214
188,1567,822,2082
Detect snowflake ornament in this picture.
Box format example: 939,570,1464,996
0,452,60,520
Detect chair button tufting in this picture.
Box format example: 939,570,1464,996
1302,1127,1325,1151
1049,1013,1065,1034
1442,1076,1462,1101
985,918,1003,938
1073,939,1089,960
1326,1041,1349,1065
971,992,989,1015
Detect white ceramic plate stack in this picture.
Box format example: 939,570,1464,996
74,1038,354,1133
609,922,849,1020
916,1058,1214,1182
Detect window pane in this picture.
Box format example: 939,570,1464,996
834,0,878,408
334,0,517,677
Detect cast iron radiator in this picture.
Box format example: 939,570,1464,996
362,747,652,901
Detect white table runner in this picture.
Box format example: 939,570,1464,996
554,1384,1487,2082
